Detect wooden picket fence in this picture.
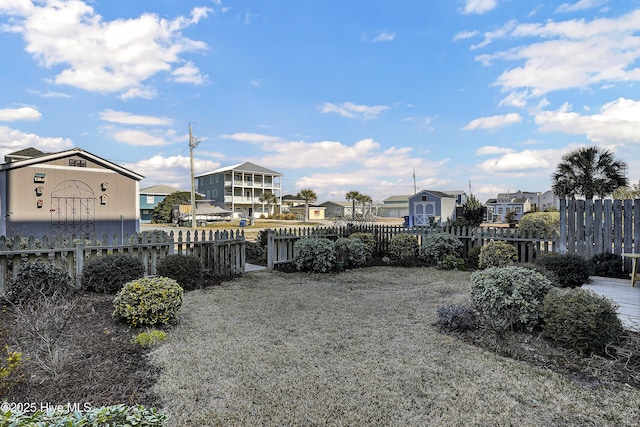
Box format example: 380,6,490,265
0,229,245,294
266,224,557,269
267,198,640,271
559,198,640,270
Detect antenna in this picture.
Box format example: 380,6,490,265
189,123,200,230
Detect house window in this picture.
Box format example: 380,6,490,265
146,195,154,204
421,196,427,202
210,176,214,184
215,175,219,183
213,190,217,197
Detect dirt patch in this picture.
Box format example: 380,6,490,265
2,294,160,408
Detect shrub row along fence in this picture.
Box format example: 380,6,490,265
266,224,557,269
0,229,245,294
559,198,640,270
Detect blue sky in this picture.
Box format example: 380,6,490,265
2,0,640,204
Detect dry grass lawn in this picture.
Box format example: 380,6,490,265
151,267,640,426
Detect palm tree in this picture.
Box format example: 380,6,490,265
552,146,628,199
258,192,277,217
345,190,361,220
358,194,372,219
297,189,317,222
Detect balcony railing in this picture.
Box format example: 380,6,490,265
225,180,277,188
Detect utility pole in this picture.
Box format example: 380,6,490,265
413,168,417,195
189,123,199,230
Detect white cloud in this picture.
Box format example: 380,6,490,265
120,86,157,101
403,116,435,130
475,146,515,155
453,30,479,41
371,30,395,42
535,97,640,143
221,132,284,144
99,109,173,126
110,129,175,146
217,132,458,201
170,61,208,85
463,113,522,131
320,102,389,120
474,10,640,97
460,0,498,15
477,149,553,173
0,106,41,121
0,2,211,97
555,0,607,13
124,154,220,189
498,91,530,108
0,125,72,152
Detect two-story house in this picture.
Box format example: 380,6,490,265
196,162,282,218
485,193,532,222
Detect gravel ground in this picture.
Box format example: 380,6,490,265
151,267,640,426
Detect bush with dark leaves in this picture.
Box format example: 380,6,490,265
589,252,627,279
542,287,623,355
156,254,204,291
437,304,477,332
6,262,76,303
535,253,590,288
82,253,145,294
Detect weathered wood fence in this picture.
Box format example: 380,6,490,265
266,224,557,269
559,198,640,270
0,229,245,294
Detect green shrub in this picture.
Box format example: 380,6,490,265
535,253,590,288
132,329,167,347
466,246,482,269
349,232,376,260
245,241,266,264
478,240,518,269
6,262,76,303
470,266,554,332
0,404,166,426
388,234,419,266
156,254,203,291
437,304,478,332
438,255,466,271
518,212,560,238
589,252,627,279
334,237,367,268
420,233,463,266
542,288,623,355
82,253,145,294
293,238,335,272
113,277,184,327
